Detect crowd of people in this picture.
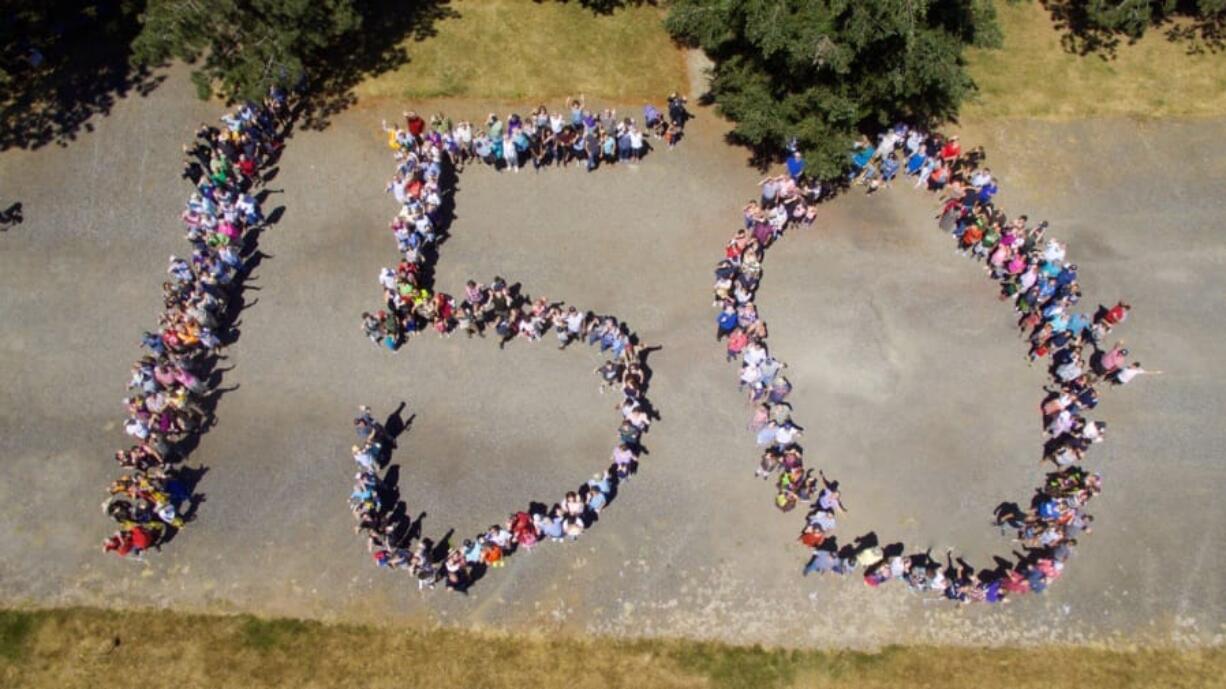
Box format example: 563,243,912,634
350,103,661,589
362,97,683,347
714,124,1152,603
102,92,289,557
96,88,1147,601
377,94,689,178
349,292,652,591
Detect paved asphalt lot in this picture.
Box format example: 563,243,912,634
1,67,1224,647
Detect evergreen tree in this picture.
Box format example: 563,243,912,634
1042,0,1226,52
666,0,1001,178
131,0,362,100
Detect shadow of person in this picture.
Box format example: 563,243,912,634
382,464,401,491
852,531,880,552
264,205,287,226
0,202,23,228
431,529,454,562
384,403,411,442
993,501,1025,527
405,510,427,544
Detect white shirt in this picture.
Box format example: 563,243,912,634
743,343,767,366
565,312,584,333
774,425,799,445
905,131,923,154
125,418,149,440
877,131,898,155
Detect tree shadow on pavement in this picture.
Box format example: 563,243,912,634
1039,0,1226,59
0,1,163,151
538,0,657,17
1,1,460,149
297,1,460,132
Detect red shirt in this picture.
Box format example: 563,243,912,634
727,330,749,353
130,526,154,550
406,116,425,137
940,141,962,161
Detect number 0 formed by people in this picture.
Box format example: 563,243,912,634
716,129,1139,604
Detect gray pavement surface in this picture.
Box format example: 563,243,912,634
1,67,1224,648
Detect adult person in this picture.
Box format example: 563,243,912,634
786,150,806,181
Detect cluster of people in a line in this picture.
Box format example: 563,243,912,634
379,93,688,177
363,97,684,349
350,288,653,591
102,93,289,557
351,104,661,589
713,124,1152,603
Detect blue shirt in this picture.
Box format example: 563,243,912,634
587,492,606,511
1067,313,1091,335
786,155,806,179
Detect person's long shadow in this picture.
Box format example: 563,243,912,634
360,328,660,591
383,402,410,445
156,189,287,542
413,161,460,296
365,407,487,590
0,202,23,229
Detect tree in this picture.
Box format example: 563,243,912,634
665,0,1001,178
1040,0,1226,55
131,0,362,101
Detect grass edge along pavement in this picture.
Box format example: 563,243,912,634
352,0,687,103
2,607,1224,689
100,97,293,559
347,107,675,590
715,129,1140,605
962,1,1226,121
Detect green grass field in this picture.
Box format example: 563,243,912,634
1,607,1223,689
353,0,1226,120
354,0,688,102
964,2,1226,119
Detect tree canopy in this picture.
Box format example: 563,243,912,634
131,0,362,101
1040,0,1226,55
1,0,455,148
665,0,1001,178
